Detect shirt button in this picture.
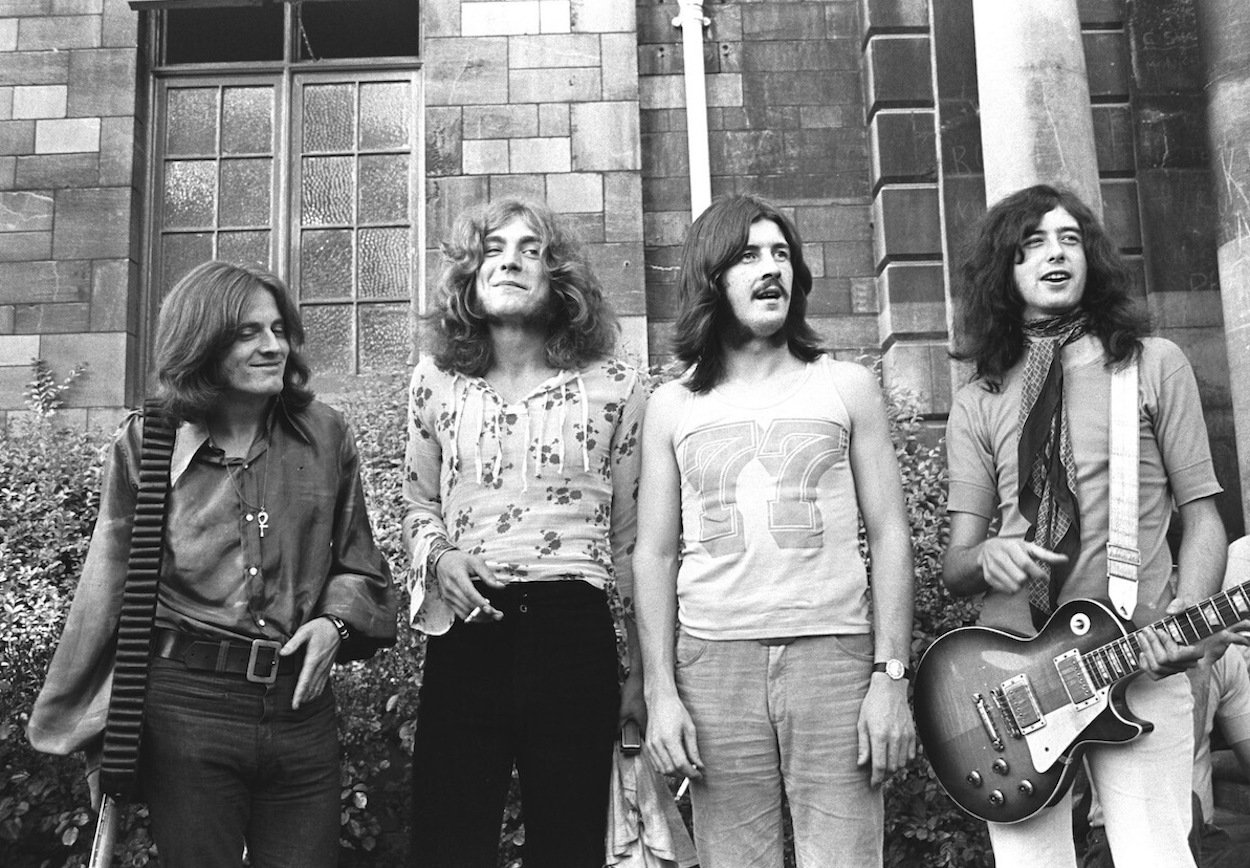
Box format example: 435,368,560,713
245,513,254,522
249,567,258,576
257,617,266,627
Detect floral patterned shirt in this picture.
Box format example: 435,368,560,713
403,356,645,635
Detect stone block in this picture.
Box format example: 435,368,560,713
425,37,508,107
35,117,98,153
741,3,825,40
509,33,598,68
585,241,644,314
462,138,508,175
16,152,98,186
1082,31,1130,99
635,5,677,46
818,314,881,350
822,240,874,278
1078,0,1126,27
872,184,941,267
0,230,51,260
426,106,463,177
0,364,28,408
0,259,90,303
603,172,642,242
1136,170,1219,293
563,211,603,243
640,75,683,110
462,105,534,140
0,88,11,121
0,334,39,365
540,0,570,34
743,71,861,108
422,0,457,39
15,301,89,332
880,299,948,336
569,0,633,33
52,0,103,11
862,0,930,34
795,203,873,244
642,175,690,213
1128,0,1203,92
545,172,601,212
711,129,784,176
489,172,544,202
1133,94,1208,170
1092,103,1134,174
740,39,859,73
510,67,601,103
639,108,681,135
1148,289,1224,330
571,102,639,171
882,340,952,415
807,278,853,315
538,104,568,137
40,330,128,407
102,0,138,49
706,73,743,108
641,131,688,180
880,261,945,304
602,32,639,101
0,189,53,231
0,49,69,86
637,45,681,78
738,170,867,202
0,156,14,189
0,18,16,52
90,257,133,332
870,109,937,187
1099,177,1141,250
710,5,742,42
864,34,932,113
18,15,100,50
97,115,134,186
12,84,66,119
643,209,690,248
53,186,132,259
510,136,571,173
0,120,35,155
851,277,877,314
645,320,676,369
67,48,136,117
462,1,541,37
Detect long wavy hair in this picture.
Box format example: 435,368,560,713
155,261,313,422
952,184,1150,390
430,199,618,376
673,194,822,393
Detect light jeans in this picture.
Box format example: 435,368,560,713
674,630,882,868
988,672,1196,868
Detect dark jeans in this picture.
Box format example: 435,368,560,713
137,657,340,868
410,581,620,868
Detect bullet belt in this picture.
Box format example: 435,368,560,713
151,627,297,684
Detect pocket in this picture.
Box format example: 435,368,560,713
827,633,874,663
674,630,709,669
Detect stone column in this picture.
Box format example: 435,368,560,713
1196,0,1250,528
972,0,1100,213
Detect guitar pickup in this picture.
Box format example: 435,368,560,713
999,674,1046,734
1054,649,1099,710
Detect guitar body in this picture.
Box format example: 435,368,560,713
914,599,1151,824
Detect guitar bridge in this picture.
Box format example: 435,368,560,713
991,687,1023,739
1000,674,1045,734
972,692,1005,752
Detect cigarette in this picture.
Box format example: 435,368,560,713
675,777,690,800
466,606,482,622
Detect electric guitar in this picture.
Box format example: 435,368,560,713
913,583,1250,824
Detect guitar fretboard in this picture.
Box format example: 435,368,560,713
1083,581,1250,690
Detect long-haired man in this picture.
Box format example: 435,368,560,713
634,194,916,867
943,184,1244,866
403,199,646,866
29,261,396,867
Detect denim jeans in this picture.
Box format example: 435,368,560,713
137,657,340,868
675,631,882,868
410,581,620,868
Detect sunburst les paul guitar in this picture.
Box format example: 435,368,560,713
914,584,1250,824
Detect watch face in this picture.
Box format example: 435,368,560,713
886,659,905,680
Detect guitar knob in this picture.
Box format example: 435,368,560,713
992,758,1009,775
988,789,1005,807
1018,779,1035,796
966,771,983,787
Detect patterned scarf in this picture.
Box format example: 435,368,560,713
1017,311,1089,627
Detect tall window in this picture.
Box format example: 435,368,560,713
149,0,420,375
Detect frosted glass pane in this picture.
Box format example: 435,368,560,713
300,229,353,300
303,84,355,153
301,156,354,225
219,159,272,227
166,88,218,156
359,82,410,150
218,231,271,271
163,160,217,229
358,304,411,373
358,228,409,299
301,304,353,374
222,87,274,155
161,233,212,296
358,154,408,224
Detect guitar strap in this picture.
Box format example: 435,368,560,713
99,400,176,800
1106,358,1140,620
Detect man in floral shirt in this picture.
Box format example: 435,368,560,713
403,199,646,867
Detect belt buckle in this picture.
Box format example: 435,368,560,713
246,639,283,684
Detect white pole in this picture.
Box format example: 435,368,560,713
674,0,712,218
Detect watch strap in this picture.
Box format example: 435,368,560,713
872,660,912,680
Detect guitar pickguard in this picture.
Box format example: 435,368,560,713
1024,684,1111,773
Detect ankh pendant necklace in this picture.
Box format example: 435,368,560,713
224,451,271,538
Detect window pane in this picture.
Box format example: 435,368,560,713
358,154,408,224
165,8,284,65
302,156,355,226
359,81,410,150
166,88,218,156
218,231,271,271
163,160,217,229
300,229,354,301
303,84,355,153
161,233,212,296
219,159,272,228
222,87,274,155
358,228,409,299
358,303,410,372
301,304,353,374
298,0,419,61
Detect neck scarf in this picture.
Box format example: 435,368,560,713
1018,311,1089,627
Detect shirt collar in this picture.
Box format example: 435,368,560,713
168,397,309,486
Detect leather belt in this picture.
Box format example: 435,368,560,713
151,627,296,685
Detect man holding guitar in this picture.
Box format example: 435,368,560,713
939,184,1246,866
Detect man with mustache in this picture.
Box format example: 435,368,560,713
634,194,916,867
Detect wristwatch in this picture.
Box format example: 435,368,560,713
872,659,912,681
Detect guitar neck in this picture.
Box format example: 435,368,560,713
1085,580,1250,691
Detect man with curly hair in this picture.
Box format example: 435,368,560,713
942,184,1244,866
633,193,916,867
403,199,646,866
